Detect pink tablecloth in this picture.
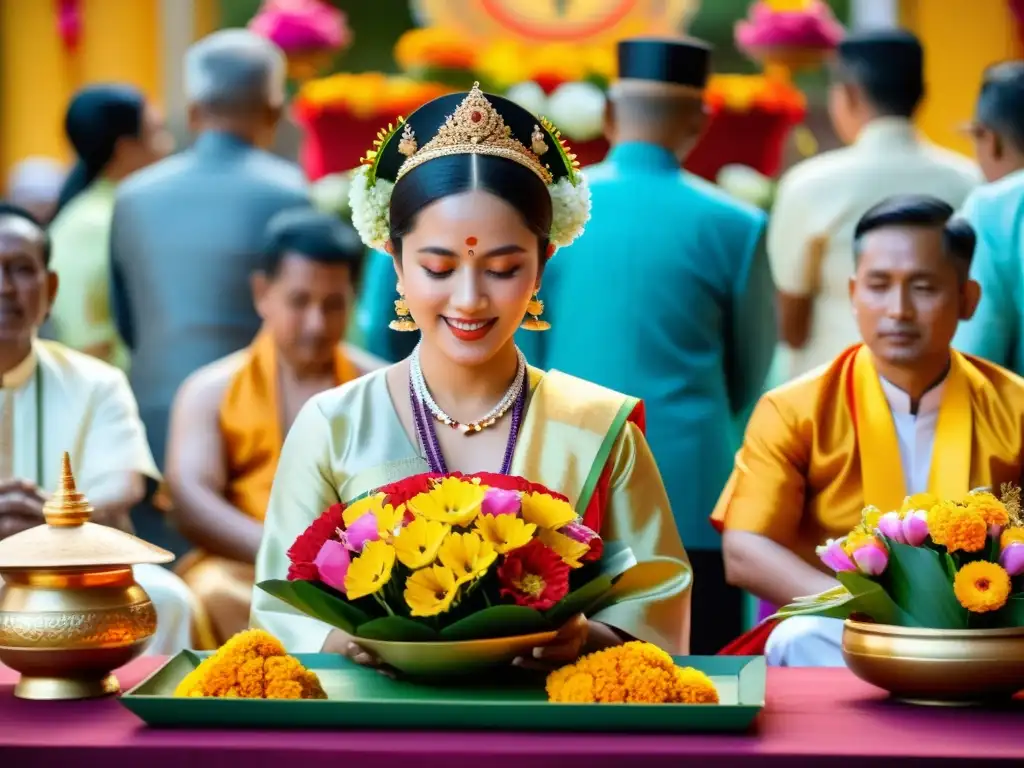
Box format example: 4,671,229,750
1,659,1022,767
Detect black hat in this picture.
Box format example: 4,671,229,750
836,29,923,82
616,37,713,90
369,86,577,187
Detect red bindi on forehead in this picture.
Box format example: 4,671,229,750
465,237,478,247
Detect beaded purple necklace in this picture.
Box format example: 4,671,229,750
409,376,526,475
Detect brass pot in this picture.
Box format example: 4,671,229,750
842,620,1024,705
0,453,172,700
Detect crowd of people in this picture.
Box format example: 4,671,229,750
3,20,1024,666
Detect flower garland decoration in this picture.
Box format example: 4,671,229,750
348,84,591,252
546,641,720,704
173,629,326,699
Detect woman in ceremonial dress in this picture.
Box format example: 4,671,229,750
251,85,692,662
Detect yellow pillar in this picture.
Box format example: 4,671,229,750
901,0,1024,157
0,0,167,181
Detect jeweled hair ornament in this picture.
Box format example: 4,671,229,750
348,83,591,252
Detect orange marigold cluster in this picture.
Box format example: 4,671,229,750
173,629,326,700
545,641,719,705
928,501,987,553
966,492,1010,530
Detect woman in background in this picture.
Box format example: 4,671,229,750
47,84,173,370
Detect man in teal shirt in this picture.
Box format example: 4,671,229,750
521,37,775,654
953,62,1024,371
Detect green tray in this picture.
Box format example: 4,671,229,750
119,652,765,733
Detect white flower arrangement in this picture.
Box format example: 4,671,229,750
348,165,394,251
506,81,606,143
347,160,591,252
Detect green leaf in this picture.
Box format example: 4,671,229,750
943,552,959,581
770,573,916,626
995,594,1024,627
544,574,614,625
257,579,372,634
440,605,552,641
356,616,440,642
886,541,968,629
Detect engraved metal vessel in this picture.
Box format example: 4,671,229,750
0,453,173,700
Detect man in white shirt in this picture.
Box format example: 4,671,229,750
0,203,193,655
769,30,980,382
715,195,1024,666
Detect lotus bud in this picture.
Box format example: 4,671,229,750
482,487,521,517
816,538,856,573
876,511,906,543
851,540,889,576
314,540,351,592
1000,542,1024,577
344,511,380,552
560,519,603,562
901,510,930,546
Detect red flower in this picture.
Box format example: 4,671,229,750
498,539,570,611
378,473,445,507
286,503,345,581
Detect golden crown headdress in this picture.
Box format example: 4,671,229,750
349,84,591,252
394,83,554,185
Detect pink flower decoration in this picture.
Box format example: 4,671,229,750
852,541,889,576
344,512,380,553
901,510,930,547
481,488,521,517
560,519,604,562
248,0,351,52
1001,542,1024,577
314,539,351,592
876,511,906,543
816,538,856,573
735,0,844,51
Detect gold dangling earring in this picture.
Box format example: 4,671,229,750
520,292,550,331
389,283,418,332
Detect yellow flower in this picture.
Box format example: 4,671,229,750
965,492,1010,530
901,493,940,514
393,518,449,569
342,493,386,526
408,477,485,527
474,513,536,554
342,494,406,543
1001,527,1024,549
344,540,396,600
929,502,987,553
953,561,1011,613
404,563,460,617
173,630,325,699
394,27,476,71
538,528,590,569
842,528,879,555
546,641,719,704
521,492,577,530
860,505,883,532
437,531,497,584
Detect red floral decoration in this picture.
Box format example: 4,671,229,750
286,502,345,581
497,539,570,610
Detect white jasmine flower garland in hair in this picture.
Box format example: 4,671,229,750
348,166,393,251
548,174,591,247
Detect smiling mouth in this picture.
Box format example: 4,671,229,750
442,317,498,340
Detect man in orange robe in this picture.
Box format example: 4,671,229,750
713,195,1024,665
164,208,381,647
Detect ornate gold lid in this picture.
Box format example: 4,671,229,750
0,453,173,569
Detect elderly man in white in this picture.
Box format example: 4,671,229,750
0,203,193,655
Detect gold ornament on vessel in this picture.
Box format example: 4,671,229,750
396,82,554,184
0,452,173,700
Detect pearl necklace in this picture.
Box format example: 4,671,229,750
410,343,527,435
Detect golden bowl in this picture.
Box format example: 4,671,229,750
0,453,173,700
842,620,1024,705
358,630,558,677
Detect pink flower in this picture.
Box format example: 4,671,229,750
248,0,350,51
1000,542,1024,577
482,488,521,517
344,512,380,552
852,541,889,576
560,519,603,562
876,511,906,543
816,538,856,573
314,540,351,592
990,523,1007,539
901,510,929,547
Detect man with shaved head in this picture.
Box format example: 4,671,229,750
109,29,311,549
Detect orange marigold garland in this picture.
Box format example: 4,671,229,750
173,629,326,700
546,641,719,704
